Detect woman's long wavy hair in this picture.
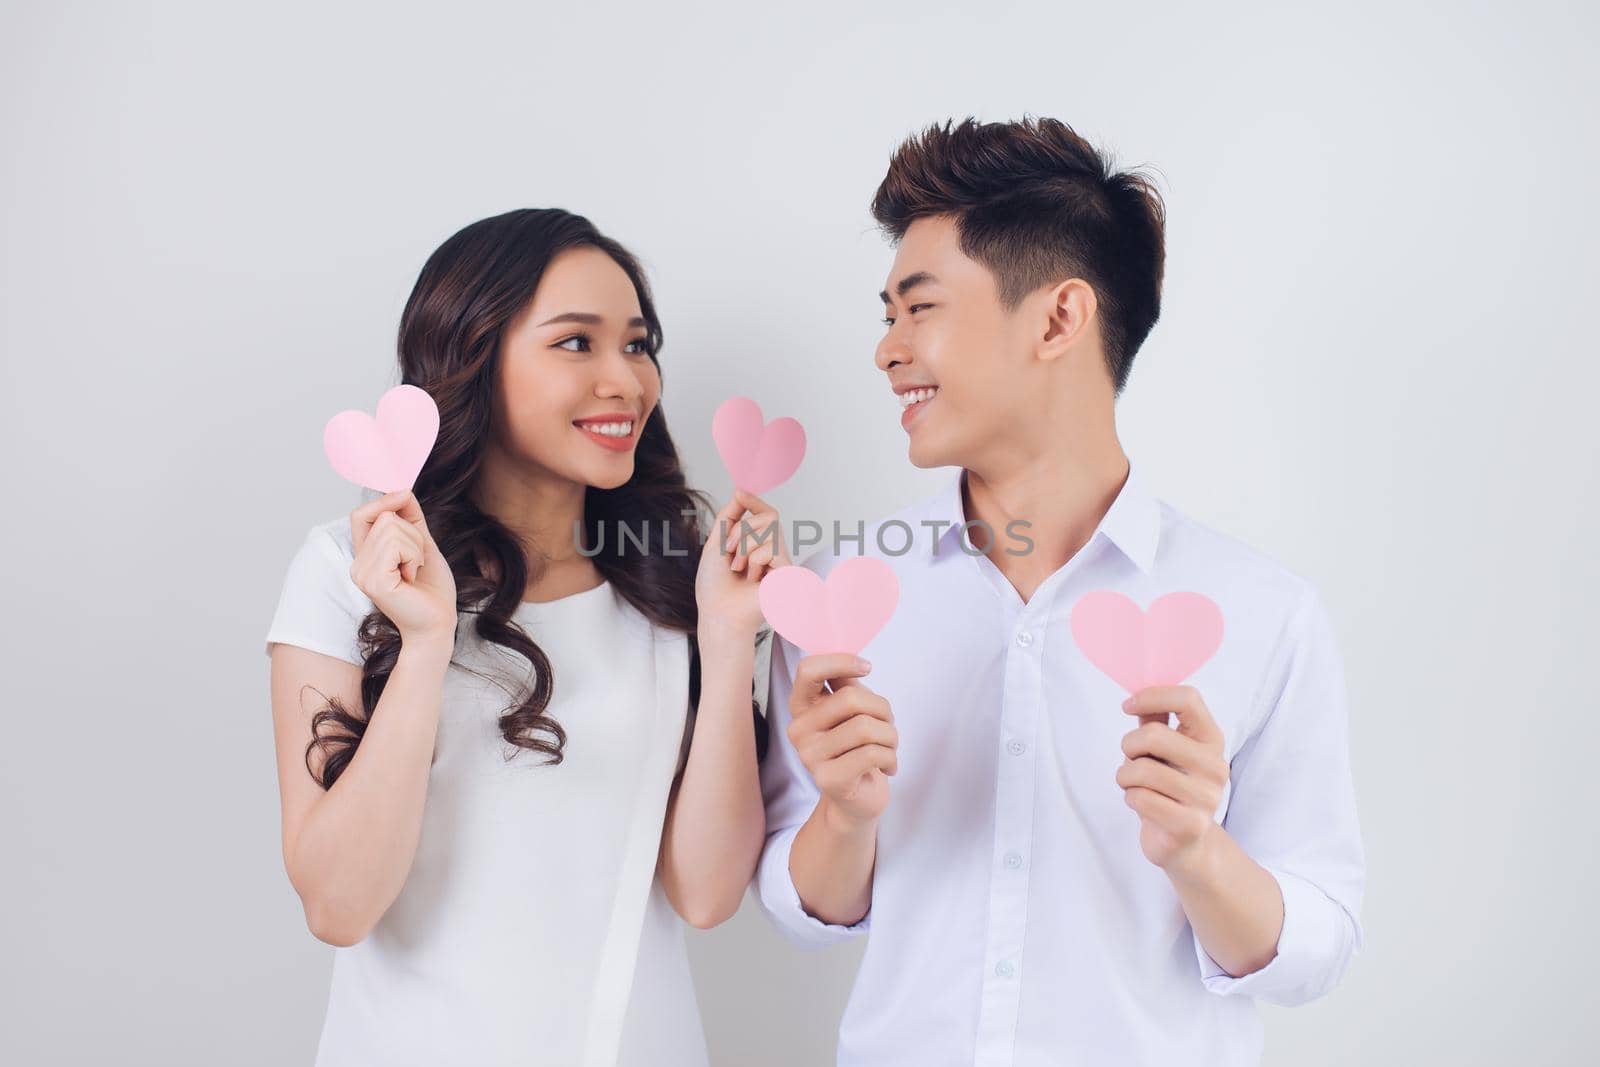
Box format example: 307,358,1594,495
304,208,767,789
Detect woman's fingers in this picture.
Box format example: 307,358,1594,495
350,490,413,554
746,542,776,577
711,495,751,562
734,489,773,514
725,507,783,572
361,509,426,589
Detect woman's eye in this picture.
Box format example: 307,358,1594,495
556,334,651,355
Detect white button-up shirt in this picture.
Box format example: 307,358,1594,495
756,465,1365,1066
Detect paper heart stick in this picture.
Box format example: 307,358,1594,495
758,557,900,656
323,384,440,493
712,396,806,495
1069,590,1224,694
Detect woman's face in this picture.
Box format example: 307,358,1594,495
492,245,662,492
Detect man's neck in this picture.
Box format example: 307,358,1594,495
962,429,1130,605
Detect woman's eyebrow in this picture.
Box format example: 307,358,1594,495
536,312,648,328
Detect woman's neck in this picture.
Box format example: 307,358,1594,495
473,447,586,559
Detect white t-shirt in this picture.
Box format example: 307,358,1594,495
264,517,709,1067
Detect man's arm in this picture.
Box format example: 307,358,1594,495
1120,585,1365,1006
753,635,895,944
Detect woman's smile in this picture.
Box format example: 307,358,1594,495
572,413,638,451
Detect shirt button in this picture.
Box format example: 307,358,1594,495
1003,851,1023,869
1007,739,1026,756
995,960,1015,978
1016,630,1033,647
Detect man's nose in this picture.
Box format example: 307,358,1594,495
875,332,910,372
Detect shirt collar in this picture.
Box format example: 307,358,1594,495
924,463,1161,574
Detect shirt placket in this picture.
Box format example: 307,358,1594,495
973,596,1044,1066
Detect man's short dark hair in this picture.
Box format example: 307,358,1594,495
870,116,1166,393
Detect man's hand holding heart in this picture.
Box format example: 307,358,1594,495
1115,685,1229,879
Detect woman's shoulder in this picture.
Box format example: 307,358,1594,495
305,513,356,563
264,514,371,664
295,515,373,615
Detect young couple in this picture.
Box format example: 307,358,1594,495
265,116,1364,1067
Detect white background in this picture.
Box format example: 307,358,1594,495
3,1,1595,1063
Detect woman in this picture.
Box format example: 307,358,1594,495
263,208,785,1066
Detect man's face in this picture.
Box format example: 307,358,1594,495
874,215,1040,470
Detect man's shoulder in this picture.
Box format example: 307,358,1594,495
1155,499,1323,620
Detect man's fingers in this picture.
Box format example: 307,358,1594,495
805,711,898,763
1123,784,1190,828
792,653,872,706
790,681,891,742
817,745,898,793
1122,685,1223,746
1116,756,1215,809
1121,721,1211,771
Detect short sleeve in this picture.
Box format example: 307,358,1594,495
264,524,372,667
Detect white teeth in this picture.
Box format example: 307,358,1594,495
898,387,939,409
581,421,633,436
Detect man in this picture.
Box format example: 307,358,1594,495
754,116,1365,1066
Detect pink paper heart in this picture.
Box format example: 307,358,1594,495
1069,590,1224,694
323,384,440,493
758,557,900,656
712,396,806,495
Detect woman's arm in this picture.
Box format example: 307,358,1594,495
269,491,459,947
656,620,767,928
270,634,453,946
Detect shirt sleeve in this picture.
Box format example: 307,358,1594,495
1193,583,1366,1006
263,524,371,667
752,628,871,947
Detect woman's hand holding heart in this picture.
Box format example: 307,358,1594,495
695,489,791,643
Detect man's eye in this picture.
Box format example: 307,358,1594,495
881,303,932,327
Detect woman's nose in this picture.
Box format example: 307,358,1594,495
596,352,646,402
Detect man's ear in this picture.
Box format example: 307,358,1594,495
1037,278,1097,364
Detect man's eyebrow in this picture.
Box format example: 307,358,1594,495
535,312,649,328
878,271,939,305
